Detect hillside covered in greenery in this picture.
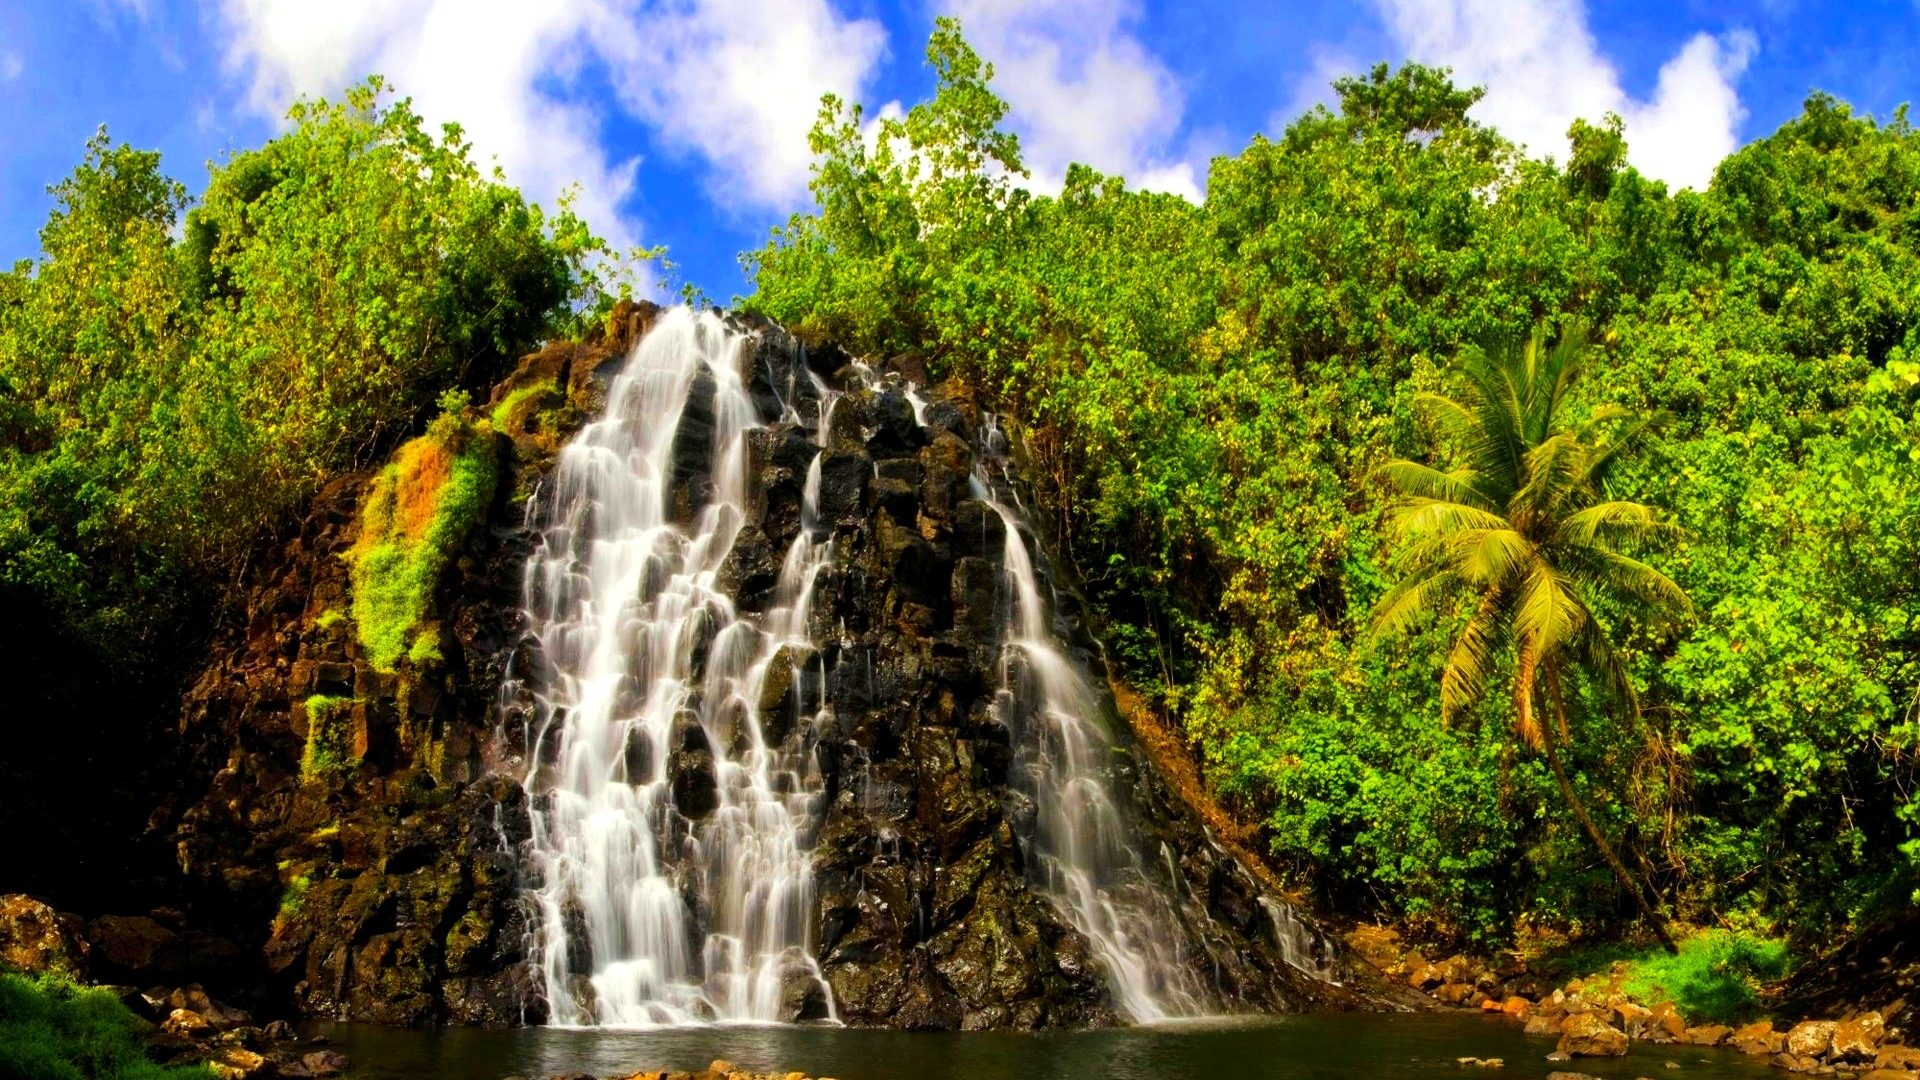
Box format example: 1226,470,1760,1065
747,21,1920,947
1,18,1914,969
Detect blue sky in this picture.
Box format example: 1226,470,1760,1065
3,1,1916,299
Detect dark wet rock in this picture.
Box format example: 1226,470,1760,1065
816,449,870,525
0,894,89,976
950,500,1006,562
867,388,926,458
149,307,1375,1034
671,750,719,819
669,366,720,523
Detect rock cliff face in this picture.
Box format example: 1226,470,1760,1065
159,304,1377,1028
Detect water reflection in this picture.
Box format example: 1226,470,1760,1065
309,1013,1781,1080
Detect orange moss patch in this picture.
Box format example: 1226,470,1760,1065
391,437,454,542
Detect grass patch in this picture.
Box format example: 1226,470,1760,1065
347,394,498,673
1558,930,1792,1024
313,608,345,630
0,970,214,1079
488,382,561,434
300,694,354,780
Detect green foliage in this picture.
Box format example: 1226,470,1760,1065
346,401,499,673
751,21,1920,943
0,79,599,693
0,971,213,1079
300,694,355,779
1559,931,1792,1023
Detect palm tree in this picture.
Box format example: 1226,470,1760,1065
1371,321,1690,953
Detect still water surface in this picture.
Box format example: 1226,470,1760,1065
310,1013,1780,1080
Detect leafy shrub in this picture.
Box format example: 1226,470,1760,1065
1559,931,1794,1024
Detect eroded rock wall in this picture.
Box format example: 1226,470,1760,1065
160,306,1370,1028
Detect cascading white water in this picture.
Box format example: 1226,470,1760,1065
1261,897,1339,982
517,308,838,1027
971,420,1214,1023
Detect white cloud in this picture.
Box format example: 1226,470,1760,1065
218,0,641,251
1,51,21,81
944,0,1201,201
216,0,891,255
595,0,889,213
1370,0,1756,190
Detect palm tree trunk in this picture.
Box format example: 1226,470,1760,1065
1540,668,1679,955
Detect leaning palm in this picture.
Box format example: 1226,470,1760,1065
1371,321,1690,953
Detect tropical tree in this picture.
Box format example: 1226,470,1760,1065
1371,322,1692,951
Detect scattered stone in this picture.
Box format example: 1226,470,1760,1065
1731,1020,1785,1056
1874,1045,1920,1070
1456,1056,1505,1067
1525,1014,1565,1037
1645,1001,1687,1043
1557,1012,1630,1058
1683,1025,1733,1047
301,1049,351,1077
162,1008,216,1039
1785,1020,1836,1059
207,1047,268,1079
1545,1071,1603,1080
1832,1012,1886,1061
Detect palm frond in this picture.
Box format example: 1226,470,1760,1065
1514,558,1585,659
1441,588,1508,725
1390,497,1512,539
1374,458,1498,511
1512,432,1584,518
1574,625,1642,725
1561,500,1682,547
1369,570,1459,642
1585,548,1695,623
1448,527,1531,587
1581,412,1669,491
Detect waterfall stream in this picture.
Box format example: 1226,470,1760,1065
969,420,1213,1022
517,308,836,1027
513,309,1249,1029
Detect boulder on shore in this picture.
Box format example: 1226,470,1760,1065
1555,1012,1628,1058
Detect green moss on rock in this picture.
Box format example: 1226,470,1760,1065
347,397,499,674
300,694,354,780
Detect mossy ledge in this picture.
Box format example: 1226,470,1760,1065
346,394,501,675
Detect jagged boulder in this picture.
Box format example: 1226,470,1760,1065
0,894,89,976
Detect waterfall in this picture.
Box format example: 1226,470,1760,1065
971,419,1214,1023
512,308,1269,1028
516,308,837,1027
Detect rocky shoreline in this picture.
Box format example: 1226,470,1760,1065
1347,922,1917,1078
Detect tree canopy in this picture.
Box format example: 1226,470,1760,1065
748,24,1920,944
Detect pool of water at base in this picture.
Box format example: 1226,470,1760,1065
306,1011,1782,1080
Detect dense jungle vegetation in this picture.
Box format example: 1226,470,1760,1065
2,19,1915,957
748,21,1920,947
0,81,613,896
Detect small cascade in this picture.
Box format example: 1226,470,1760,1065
970,418,1215,1023
1261,897,1340,982
515,308,838,1027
